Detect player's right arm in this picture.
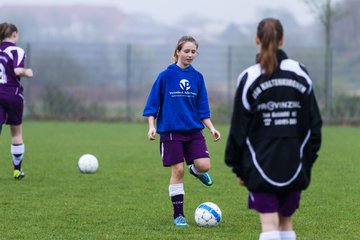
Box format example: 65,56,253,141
11,46,33,78
14,67,33,78
143,74,165,141
147,116,156,141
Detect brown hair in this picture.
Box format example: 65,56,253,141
172,36,198,63
0,22,17,42
256,18,283,76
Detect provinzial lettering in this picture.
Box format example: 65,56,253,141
257,101,301,111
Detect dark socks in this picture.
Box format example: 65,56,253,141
171,194,184,218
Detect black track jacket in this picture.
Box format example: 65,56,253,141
225,50,322,193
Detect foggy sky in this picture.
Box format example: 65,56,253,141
5,0,315,27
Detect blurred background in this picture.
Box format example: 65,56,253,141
2,0,359,123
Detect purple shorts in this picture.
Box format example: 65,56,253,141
0,87,24,125
160,131,210,167
248,191,301,217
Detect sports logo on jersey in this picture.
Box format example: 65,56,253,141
169,79,196,98
179,79,191,91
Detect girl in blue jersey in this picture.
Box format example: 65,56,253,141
143,36,221,226
225,18,322,240
0,22,33,180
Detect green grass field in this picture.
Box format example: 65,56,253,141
0,121,359,239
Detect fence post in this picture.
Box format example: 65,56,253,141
227,45,232,119
25,42,34,118
328,47,333,120
125,44,131,120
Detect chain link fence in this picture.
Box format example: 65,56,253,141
22,42,360,123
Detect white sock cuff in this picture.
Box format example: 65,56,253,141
190,164,200,175
11,144,25,154
280,230,296,240
259,231,281,240
169,183,185,197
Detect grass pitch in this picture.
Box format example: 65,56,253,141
0,121,359,239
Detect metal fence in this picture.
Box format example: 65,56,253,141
21,42,360,123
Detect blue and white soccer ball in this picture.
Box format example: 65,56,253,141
194,202,222,227
78,154,99,173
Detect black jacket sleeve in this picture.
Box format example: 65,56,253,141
309,89,322,162
225,74,252,178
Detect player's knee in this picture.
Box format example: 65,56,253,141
195,159,211,173
200,164,210,173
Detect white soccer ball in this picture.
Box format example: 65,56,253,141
194,202,222,227
78,154,99,173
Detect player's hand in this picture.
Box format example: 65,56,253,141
210,128,221,142
148,127,156,141
237,177,245,186
26,69,34,78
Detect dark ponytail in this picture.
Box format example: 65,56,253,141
0,22,18,42
256,18,283,76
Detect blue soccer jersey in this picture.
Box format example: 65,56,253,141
143,64,210,134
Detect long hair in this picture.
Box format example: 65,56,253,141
0,22,17,42
256,18,283,76
172,36,198,63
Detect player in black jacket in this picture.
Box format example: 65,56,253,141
225,18,322,240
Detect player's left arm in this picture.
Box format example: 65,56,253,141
224,74,251,179
202,118,221,142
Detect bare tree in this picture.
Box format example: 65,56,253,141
301,0,344,120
